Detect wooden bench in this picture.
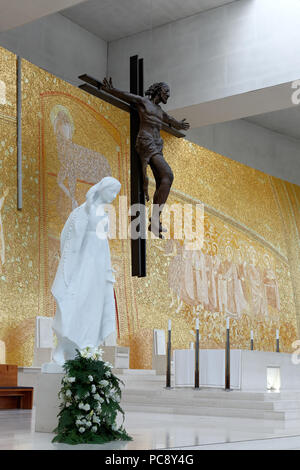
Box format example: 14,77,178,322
0,387,34,409
0,364,34,409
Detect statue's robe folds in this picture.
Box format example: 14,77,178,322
51,203,116,351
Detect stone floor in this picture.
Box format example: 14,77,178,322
1,408,300,450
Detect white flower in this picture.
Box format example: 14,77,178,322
65,402,71,408
80,350,91,359
94,393,101,401
78,402,90,411
95,404,102,414
76,420,82,427
68,377,76,383
91,426,97,432
112,423,118,431
92,416,100,424
84,392,90,398
99,380,109,387
78,427,85,433
92,346,104,360
80,346,104,361
104,361,113,369
105,371,111,378
88,375,93,382
86,421,92,428
91,384,96,393
65,389,72,397
74,395,79,401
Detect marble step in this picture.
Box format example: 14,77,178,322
273,400,300,411
122,393,300,412
121,388,300,401
121,387,300,402
122,403,288,420
122,395,279,410
114,369,157,376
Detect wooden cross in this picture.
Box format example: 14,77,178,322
79,55,185,278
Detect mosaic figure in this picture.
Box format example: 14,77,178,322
247,247,268,319
263,254,281,313
51,105,111,210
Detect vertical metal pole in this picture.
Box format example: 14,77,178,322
138,58,146,275
276,330,280,353
17,56,22,210
138,58,144,96
251,330,254,351
130,55,146,277
166,323,171,389
225,319,231,391
195,327,200,389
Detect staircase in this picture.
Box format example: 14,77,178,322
117,371,300,420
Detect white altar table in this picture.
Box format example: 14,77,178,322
174,349,300,391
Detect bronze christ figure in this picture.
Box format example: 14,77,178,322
102,78,190,238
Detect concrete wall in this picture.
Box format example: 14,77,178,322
187,120,300,185
0,13,107,87
107,0,300,112
0,0,89,32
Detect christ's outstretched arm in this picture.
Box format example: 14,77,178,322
162,111,190,131
102,77,144,106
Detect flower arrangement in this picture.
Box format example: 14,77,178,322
52,346,132,445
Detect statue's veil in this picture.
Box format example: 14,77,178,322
51,177,120,301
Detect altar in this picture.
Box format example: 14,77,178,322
174,349,300,391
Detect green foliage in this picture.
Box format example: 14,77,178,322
52,348,132,445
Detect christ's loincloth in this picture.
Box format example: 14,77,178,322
135,134,164,164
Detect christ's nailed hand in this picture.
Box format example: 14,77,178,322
102,77,113,90
180,118,190,131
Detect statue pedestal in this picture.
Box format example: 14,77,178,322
102,346,130,369
41,362,64,374
35,370,64,433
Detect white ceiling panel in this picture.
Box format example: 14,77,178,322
0,0,89,32
61,0,237,41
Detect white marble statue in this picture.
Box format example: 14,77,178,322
51,176,121,366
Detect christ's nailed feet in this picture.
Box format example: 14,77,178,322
148,217,166,239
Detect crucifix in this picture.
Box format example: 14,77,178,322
79,55,189,278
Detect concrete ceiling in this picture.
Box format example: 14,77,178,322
169,81,298,130
245,106,300,141
0,0,89,32
61,0,237,42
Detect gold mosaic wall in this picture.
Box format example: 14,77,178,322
0,47,37,366
0,44,299,367
132,136,300,367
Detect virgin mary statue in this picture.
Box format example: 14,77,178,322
51,176,121,365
